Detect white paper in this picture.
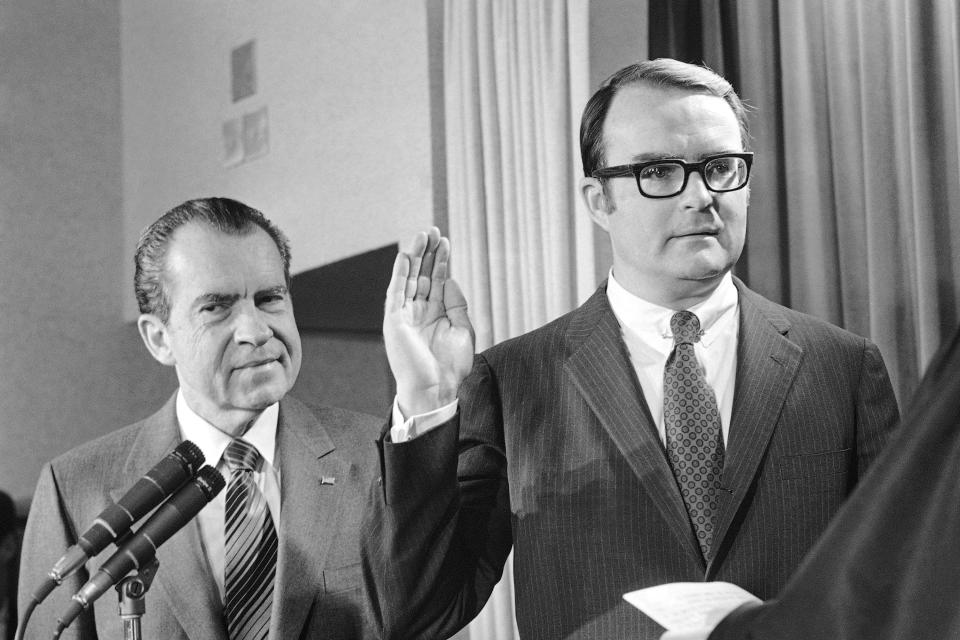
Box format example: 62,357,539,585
623,581,761,632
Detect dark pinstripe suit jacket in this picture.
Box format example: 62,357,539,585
363,279,900,640
19,394,380,640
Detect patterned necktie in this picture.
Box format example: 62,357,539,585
663,310,724,558
224,439,278,640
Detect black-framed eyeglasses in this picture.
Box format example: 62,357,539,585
592,152,754,199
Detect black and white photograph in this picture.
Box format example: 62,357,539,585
2,1,959,639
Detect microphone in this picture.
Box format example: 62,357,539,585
31,440,205,604
54,465,226,635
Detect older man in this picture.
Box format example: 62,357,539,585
19,198,379,640
363,59,901,639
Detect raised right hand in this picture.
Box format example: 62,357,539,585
384,227,476,417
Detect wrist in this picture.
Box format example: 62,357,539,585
396,384,457,418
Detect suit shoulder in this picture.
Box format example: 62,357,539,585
47,420,150,477
788,309,864,341
317,405,383,443
481,305,580,361
286,397,382,446
34,419,159,524
740,285,872,348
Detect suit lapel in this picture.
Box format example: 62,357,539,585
564,286,703,566
709,280,803,568
270,397,346,640
108,395,228,640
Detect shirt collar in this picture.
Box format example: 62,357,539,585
175,390,280,471
606,270,739,349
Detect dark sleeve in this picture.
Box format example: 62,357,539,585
17,464,99,640
361,355,513,640
853,339,900,478
708,601,768,640
709,328,960,640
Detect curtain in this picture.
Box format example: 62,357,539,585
736,0,960,401
653,0,960,402
443,1,593,638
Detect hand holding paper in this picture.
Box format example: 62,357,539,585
622,581,761,639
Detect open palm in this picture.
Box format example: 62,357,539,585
384,228,475,417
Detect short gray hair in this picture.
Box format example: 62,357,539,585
134,197,291,322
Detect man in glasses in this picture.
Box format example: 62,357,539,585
363,59,900,640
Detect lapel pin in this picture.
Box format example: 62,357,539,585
321,476,336,485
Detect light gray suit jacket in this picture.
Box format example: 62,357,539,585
19,394,381,640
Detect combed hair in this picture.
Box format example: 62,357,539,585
134,197,292,322
579,58,750,177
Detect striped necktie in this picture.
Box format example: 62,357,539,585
663,310,725,558
224,439,278,640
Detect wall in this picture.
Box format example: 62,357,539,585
121,1,435,317
1,1,431,501
0,0,136,502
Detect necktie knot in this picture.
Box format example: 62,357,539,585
670,310,702,346
224,439,262,473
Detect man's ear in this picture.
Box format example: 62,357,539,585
579,176,613,232
137,314,176,366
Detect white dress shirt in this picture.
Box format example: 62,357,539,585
606,271,739,446
390,271,740,446
175,391,282,602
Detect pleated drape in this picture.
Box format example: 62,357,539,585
655,0,960,401
736,0,960,401
443,1,592,638
445,0,594,351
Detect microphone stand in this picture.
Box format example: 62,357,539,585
115,558,158,640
